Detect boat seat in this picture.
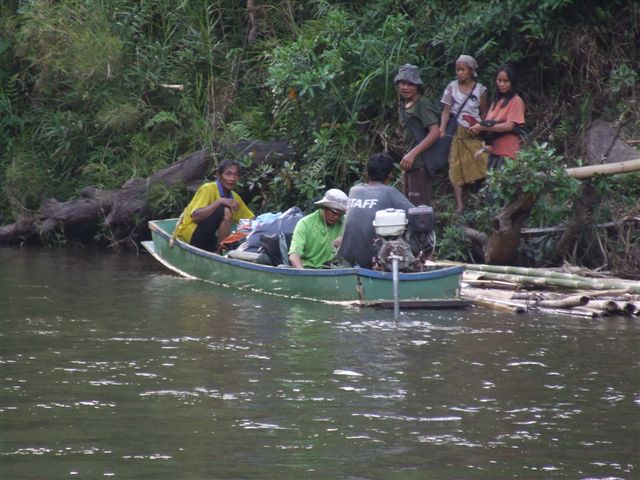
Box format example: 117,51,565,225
226,249,273,265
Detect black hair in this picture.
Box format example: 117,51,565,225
491,64,518,109
217,159,241,176
367,153,395,182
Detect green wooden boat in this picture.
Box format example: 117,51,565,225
142,219,464,305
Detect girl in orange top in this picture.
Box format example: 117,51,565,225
470,64,525,170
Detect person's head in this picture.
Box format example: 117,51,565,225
315,189,349,225
493,63,518,107
216,159,241,191
366,153,395,183
394,64,425,96
455,55,478,82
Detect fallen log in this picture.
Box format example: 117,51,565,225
0,141,292,246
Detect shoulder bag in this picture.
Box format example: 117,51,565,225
403,83,477,174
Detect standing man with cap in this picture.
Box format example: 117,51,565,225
395,63,440,206
288,189,349,269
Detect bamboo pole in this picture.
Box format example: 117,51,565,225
463,263,608,282
588,300,620,313
565,159,640,179
569,307,607,318
159,83,185,91
511,292,544,301
464,279,518,289
472,271,640,294
537,295,590,308
534,306,602,318
463,292,527,313
470,298,524,313
458,264,640,293
585,289,632,298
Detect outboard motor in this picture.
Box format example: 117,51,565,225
406,205,436,262
372,206,436,272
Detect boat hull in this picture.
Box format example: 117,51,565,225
144,219,463,303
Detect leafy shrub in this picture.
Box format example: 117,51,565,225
483,142,580,221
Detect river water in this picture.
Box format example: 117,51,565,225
0,247,638,479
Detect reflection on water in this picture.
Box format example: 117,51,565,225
1,246,638,479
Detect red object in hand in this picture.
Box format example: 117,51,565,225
462,114,478,126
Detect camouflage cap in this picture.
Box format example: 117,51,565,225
394,64,423,85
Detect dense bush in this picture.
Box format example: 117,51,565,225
0,0,637,273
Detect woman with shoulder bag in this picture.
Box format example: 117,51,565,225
440,55,489,214
395,64,441,207
470,64,526,171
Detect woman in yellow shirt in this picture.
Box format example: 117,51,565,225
175,160,254,252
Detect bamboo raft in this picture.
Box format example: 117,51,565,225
429,261,640,319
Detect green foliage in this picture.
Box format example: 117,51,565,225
0,81,22,164
484,142,580,209
607,64,638,98
264,7,423,197
437,224,474,263
4,144,57,214
96,102,143,133
147,183,191,219
266,8,419,129
144,111,180,130
15,1,123,90
0,0,637,277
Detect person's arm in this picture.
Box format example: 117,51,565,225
479,90,488,119
288,252,304,269
470,120,516,136
400,124,440,171
191,197,237,223
439,104,451,137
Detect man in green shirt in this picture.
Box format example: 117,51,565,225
288,189,348,269
396,63,440,206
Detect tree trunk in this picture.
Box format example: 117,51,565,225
0,141,292,247
483,192,537,264
550,181,597,263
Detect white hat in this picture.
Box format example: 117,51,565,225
315,188,349,213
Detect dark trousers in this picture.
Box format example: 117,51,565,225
190,206,226,252
404,167,433,207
